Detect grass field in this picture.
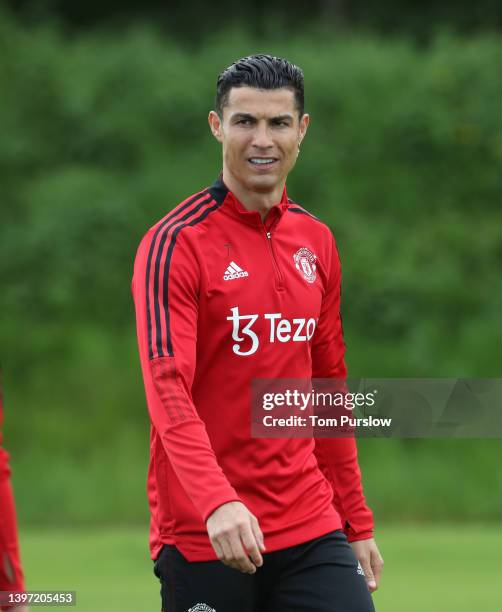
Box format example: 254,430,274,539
19,524,501,611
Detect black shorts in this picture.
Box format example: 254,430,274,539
153,530,376,612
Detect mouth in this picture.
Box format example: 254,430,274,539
248,157,279,168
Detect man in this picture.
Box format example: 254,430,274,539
0,371,29,612
132,54,383,611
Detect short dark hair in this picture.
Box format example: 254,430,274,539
215,54,305,118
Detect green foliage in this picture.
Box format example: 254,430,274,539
1,12,501,524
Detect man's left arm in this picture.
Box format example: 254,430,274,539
311,231,383,593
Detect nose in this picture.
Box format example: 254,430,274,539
251,121,274,150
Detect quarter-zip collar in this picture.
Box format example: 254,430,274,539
209,174,289,230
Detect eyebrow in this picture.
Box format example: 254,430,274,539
271,114,294,122
231,112,294,122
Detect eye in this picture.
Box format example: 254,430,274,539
236,118,252,125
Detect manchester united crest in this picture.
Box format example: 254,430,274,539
293,247,317,283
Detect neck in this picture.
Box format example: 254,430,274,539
222,168,285,221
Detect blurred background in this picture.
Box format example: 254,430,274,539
1,1,501,610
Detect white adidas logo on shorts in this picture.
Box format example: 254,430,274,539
223,261,249,281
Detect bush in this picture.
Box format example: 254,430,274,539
1,12,501,523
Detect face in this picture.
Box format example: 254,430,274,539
208,86,309,194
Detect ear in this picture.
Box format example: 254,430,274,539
298,113,310,146
208,110,224,143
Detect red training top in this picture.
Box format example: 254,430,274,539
132,176,374,561
0,381,26,602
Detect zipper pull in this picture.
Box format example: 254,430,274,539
266,231,271,239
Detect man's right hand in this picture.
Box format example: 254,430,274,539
206,501,266,574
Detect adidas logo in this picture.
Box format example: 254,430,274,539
223,261,249,281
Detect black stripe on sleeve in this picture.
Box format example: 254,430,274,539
146,191,210,359
160,199,224,357
288,207,320,220
152,194,216,358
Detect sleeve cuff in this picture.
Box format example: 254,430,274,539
345,521,374,542
202,492,243,524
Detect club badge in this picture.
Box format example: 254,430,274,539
293,247,317,283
